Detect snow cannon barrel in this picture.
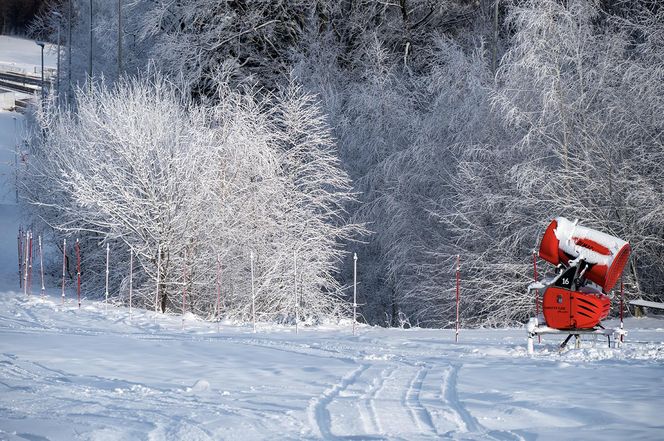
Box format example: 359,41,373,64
538,217,630,293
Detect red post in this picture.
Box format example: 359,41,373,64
76,239,81,308
61,238,66,304
216,254,221,332
28,231,33,296
620,276,624,342
17,228,22,288
533,251,541,343
182,249,187,330
455,255,460,343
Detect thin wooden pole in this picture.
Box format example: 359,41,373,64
155,244,161,314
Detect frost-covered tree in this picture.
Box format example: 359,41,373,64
22,75,361,323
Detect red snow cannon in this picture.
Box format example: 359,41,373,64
537,217,630,330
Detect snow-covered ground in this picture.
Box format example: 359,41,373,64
1,35,664,441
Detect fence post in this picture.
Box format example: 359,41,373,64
455,255,460,343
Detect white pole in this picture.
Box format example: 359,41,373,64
250,250,256,333
129,248,133,320
353,252,357,336
61,238,66,304
105,243,109,313
294,250,298,335
39,235,45,299
13,116,18,203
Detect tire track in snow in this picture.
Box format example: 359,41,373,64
440,364,526,441
307,363,370,439
403,364,438,436
359,364,396,434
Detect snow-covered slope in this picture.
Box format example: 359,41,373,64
1,35,664,441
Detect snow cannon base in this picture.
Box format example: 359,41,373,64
542,287,610,330
526,318,626,355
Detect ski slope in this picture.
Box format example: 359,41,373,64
1,35,664,441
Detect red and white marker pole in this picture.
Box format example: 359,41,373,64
76,239,81,308
182,249,187,330
129,248,133,320
105,243,110,313
23,231,29,297
455,254,460,343
61,238,66,304
620,276,624,343
17,228,22,289
533,251,541,343
216,253,221,333
39,235,45,299
28,231,33,297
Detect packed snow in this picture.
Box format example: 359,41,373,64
1,35,664,441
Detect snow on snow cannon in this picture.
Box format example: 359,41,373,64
538,217,630,330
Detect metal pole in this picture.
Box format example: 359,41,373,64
17,227,22,288
40,44,44,105
620,276,624,343
181,248,187,330
216,253,221,333
68,0,72,98
251,251,256,333
61,238,66,304
56,19,61,98
533,250,541,343
155,244,161,314
353,253,357,336
76,238,81,308
129,248,133,320
294,250,298,335
89,0,93,87
13,116,18,203
105,243,109,313
39,235,45,299
23,231,29,297
117,0,122,76
455,255,460,343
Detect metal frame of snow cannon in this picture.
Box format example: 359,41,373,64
526,217,630,354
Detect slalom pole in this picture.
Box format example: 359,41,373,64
17,228,22,289
39,235,45,299
533,250,540,343
455,255,460,343
353,253,357,336
61,238,66,304
620,276,624,343
23,231,29,297
28,231,33,297
155,244,161,315
294,250,298,335
216,253,221,333
181,248,186,330
129,248,133,321
105,243,109,313
250,250,256,333
76,239,81,308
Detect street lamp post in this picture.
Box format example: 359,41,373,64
53,12,62,102
35,41,45,106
